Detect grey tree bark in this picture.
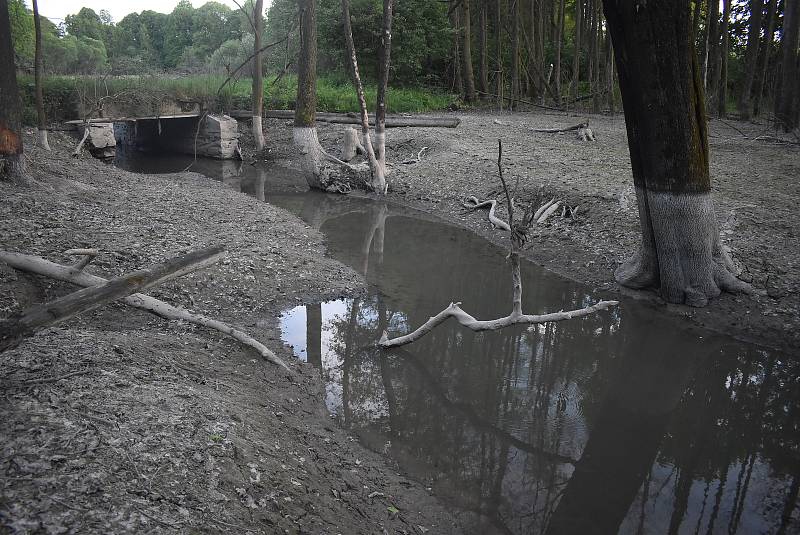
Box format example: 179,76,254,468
461,0,478,102
603,0,750,307
737,0,764,120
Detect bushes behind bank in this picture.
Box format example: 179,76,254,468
17,74,456,125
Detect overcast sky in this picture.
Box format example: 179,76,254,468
32,1,272,25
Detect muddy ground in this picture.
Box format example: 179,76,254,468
2,108,798,534
261,110,800,354
0,132,476,534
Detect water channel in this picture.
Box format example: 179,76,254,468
115,149,800,534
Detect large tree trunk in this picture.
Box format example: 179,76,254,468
294,0,323,189
605,29,615,113
252,0,265,151
0,0,26,184
752,0,778,117
589,0,601,113
32,0,49,151
603,0,749,307
572,0,583,103
478,2,490,98
717,0,731,118
461,0,477,102
776,0,800,131
450,6,463,95
737,0,764,120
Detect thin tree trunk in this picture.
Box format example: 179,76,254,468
511,0,521,107
0,0,26,183
252,0,265,151
341,0,385,193
605,29,615,113
495,0,504,109
32,0,49,151
707,0,721,93
776,0,800,130
738,0,765,120
373,0,393,194
572,0,583,103
554,0,565,105
462,0,478,102
698,0,710,85
479,2,490,98
717,0,731,118
589,0,600,113
753,0,777,117
451,6,463,95
603,0,750,306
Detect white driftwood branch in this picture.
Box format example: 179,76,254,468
463,196,511,231
379,299,617,347
379,252,617,348
536,200,562,224
0,251,290,371
534,198,556,220
65,248,99,270
401,146,428,164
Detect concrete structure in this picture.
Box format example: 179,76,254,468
69,114,241,160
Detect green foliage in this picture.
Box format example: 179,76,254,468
16,73,455,125
8,0,34,62
65,7,104,41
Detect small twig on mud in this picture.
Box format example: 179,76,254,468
22,369,92,385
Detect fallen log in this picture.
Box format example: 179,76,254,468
232,110,461,128
0,246,225,353
532,120,595,141
0,250,290,371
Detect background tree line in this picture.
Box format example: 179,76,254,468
6,0,800,129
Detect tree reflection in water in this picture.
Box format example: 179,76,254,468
274,192,799,535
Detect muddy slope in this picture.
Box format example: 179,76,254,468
264,111,799,353
0,132,472,534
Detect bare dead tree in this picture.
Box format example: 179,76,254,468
341,0,393,194
379,140,617,348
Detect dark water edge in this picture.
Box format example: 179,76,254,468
115,151,800,535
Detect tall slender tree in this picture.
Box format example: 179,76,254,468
572,0,583,103
602,0,749,306
0,0,26,183
461,0,477,102
717,0,731,118
510,0,521,106
554,0,565,105
32,0,50,151
495,0,504,108
479,2,490,98
752,0,778,117
738,0,765,121
252,0,265,151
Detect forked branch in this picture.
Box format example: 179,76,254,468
379,140,617,348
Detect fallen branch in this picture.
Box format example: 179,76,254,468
72,126,90,157
0,246,225,353
462,196,511,231
0,250,290,371
531,121,589,133
401,146,428,164
239,110,461,128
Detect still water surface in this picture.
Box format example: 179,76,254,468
116,151,800,534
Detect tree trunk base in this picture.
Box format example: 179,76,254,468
615,188,751,307
1,154,28,185
37,129,50,151
252,116,265,151
341,127,364,161
293,126,367,193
